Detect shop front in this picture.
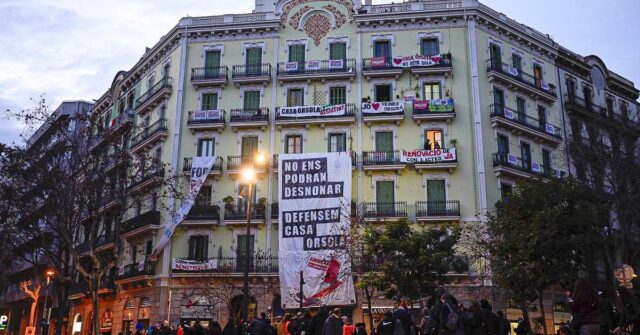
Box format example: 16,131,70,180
180,296,217,327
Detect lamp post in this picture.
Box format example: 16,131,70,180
42,269,55,335
240,152,267,324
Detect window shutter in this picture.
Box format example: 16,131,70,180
205,51,221,68
330,43,347,60
244,91,260,110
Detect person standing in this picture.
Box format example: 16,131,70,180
428,295,443,335
418,308,430,335
222,319,236,335
616,287,640,335
354,323,367,335
250,313,269,335
177,325,184,335
514,318,527,335
376,312,396,335
310,308,329,335
342,318,356,335
393,302,414,335
568,280,600,335
477,300,498,335
322,308,343,335
496,311,510,335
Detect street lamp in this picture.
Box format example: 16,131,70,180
240,152,267,324
42,269,56,333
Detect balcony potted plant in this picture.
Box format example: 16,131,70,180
256,197,267,217
223,196,235,213
449,138,458,148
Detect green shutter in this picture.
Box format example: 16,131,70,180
375,132,393,152
244,91,260,110
376,181,395,215
241,137,258,158
289,45,305,63
329,87,346,105
202,93,218,110
205,51,221,68
512,55,522,70
246,48,262,66
330,43,347,60
427,179,446,215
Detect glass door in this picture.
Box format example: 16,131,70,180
204,50,221,77
245,47,262,75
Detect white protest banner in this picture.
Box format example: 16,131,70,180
361,101,404,114
192,110,223,121
328,59,344,69
278,104,346,118
149,156,217,260
508,66,519,77
532,162,541,173
545,123,556,135
507,154,518,165
400,148,457,164
391,54,443,68
541,80,550,91
284,62,299,72
308,60,321,71
172,258,218,271
503,108,516,120
278,153,355,308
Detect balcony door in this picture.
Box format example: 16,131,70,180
423,83,441,101
538,106,547,130
330,42,347,60
241,136,258,163
202,93,218,111
328,133,347,152
188,235,208,261
237,184,257,214
329,87,346,105
204,50,221,77
542,149,551,175
516,97,526,123
197,138,215,157
374,84,392,102
288,44,305,72
420,38,439,57
424,129,443,150
512,54,522,73
427,179,446,215
285,135,303,154
243,91,261,111
533,64,543,88
375,131,393,151
490,43,502,66
521,142,532,171
195,185,212,207
497,134,510,156
287,88,304,107
493,88,505,113
245,47,262,75
375,180,395,215
374,40,391,58
236,234,255,270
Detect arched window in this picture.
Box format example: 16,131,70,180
72,313,83,335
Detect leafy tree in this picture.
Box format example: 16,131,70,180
361,218,467,303
482,178,605,335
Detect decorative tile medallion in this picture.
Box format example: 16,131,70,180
303,12,333,46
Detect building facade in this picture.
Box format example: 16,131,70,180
3,1,637,335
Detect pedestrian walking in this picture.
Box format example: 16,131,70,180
477,299,498,335
343,318,356,335
322,308,343,335
419,308,430,335
376,311,396,335
393,301,414,335
568,279,600,335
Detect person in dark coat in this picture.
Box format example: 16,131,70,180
250,313,269,335
514,318,527,335
477,300,498,335
418,308,430,335
354,323,367,335
569,280,600,335
266,319,278,335
223,319,236,335
310,308,329,335
209,322,223,335
193,321,205,335
322,308,343,335
393,302,414,335
428,295,443,335
376,312,395,335
460,302,479,335
617,286,640,335
439,294,457,335
160,321,173,335
496,311,510,335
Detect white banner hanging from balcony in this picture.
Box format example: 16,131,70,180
413,98,454,112
328,59,344,69
172,258,218,271
284,62,299,72
391,54,443,67
149,156,218,260
308,60,322,71
278,152,355,308
192,110,223,121
361,101,404,114
278,104,346,118
400,148,457,164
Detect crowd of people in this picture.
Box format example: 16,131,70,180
125,280,639,335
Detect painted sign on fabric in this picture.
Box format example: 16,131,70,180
172,258,218,271
192,110,223,121
400,148,457,164
391,54,443,67
278,153,355,308
284,62,299,72
149,156,218,259
370,57,388,68
361,101,404,114
328,59,344,69
413,98,454,112
278,104,346,118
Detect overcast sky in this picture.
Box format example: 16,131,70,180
1,0,638,144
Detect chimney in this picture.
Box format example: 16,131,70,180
254,0,275,13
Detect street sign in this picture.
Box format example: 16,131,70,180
0,315,7,330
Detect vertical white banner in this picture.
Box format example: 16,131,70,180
149,156,217,259
278,152,355,308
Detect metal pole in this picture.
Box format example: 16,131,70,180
242,182,253,323
42,276,50,335
299,270,304,312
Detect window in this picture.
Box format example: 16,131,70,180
516,97,526,122
145,240,153,256
135,201,143,217
375,131,394,152
566,80,576,97
489,43,502,65
202,93,218,110
204,50,221,69
424,129,443,150
533,64,543,87
374,40,391,58
423,83,441,100
143,116,151,130
198,138,215,157
427,179,446,214
606,98,614,118
497,134,509,156
196,185,212,206
328,133,347,152
151,193,158,211
538,106,547,129
493,88,505,111
127,93,135,109
520,142,531,171
512,54,522,71
542,149,551,175
243,91,261,110
245,47,262,74
500,183,513,201
374,84,392,102
237,184,257,210
329,87,346,105
583,87,592,108
621,103,629,120
188,235,208,260
288,44,305,63
241,136,258,159
236,234,255,269
131,245,138,263
285,135,303,153
420,38,439,56
287,88,304,106
330,42,347,60
376,180,395,214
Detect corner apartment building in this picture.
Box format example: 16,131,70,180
28,1,634,335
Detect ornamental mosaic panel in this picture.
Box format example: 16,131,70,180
280,0,355,26
323,5,346,28
289,5,313,29
303,12,333,46
591,67,605,94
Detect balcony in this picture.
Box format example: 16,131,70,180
121,210,161,238
407,148,459,172
231,64,271,86
226,155,269,175
115,261,156,283
172,256,278,274
110,111,135,134
187,110,225,132
362,202,408,222
135,77,173,114
223,204,266,224
564,94,640,133
362,101,405,125
412,98,456,123
276,59,356,82
415,200,461,222
492,153,550,179
127,167,164,194
275,103,356,126
97,193,122,213
486,61,557,102
489,104,562,145
182,156,223,177
129,119,168,154
360,151,406,173
229,108,270,130
75,233,115,256
362,57,403,79
184,204,220,222
68,277,115,300
190,66,229,88
409,53,453,77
